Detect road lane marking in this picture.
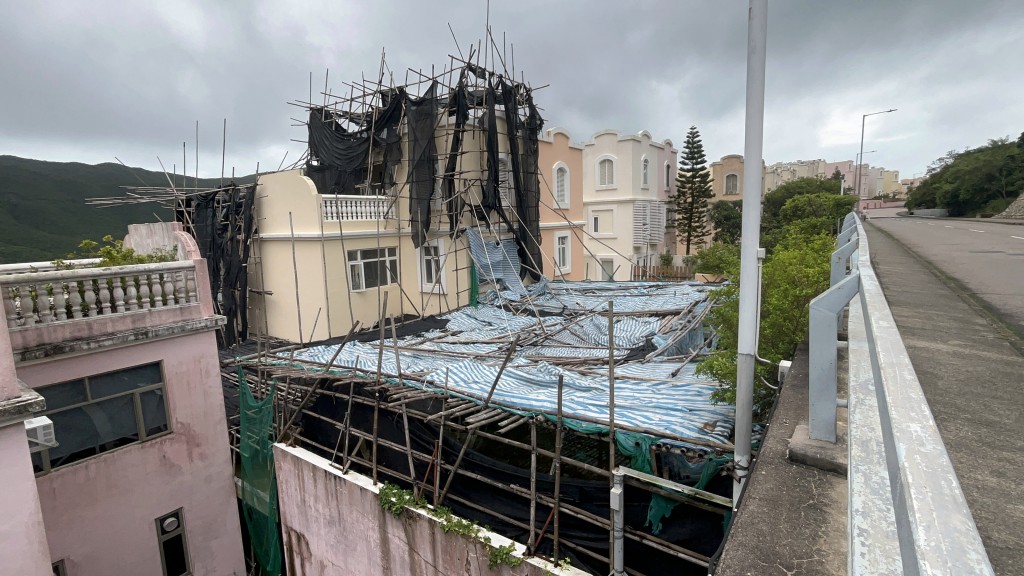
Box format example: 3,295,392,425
928,223,935,225
969,229,985,233
944,225,953,228
1012,236,1024,241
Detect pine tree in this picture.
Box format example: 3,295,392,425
673,126,713,255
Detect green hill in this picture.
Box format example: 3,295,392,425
0,155,252,264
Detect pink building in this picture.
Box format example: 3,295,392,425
0,223,244,576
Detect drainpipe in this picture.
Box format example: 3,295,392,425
734,0,768,505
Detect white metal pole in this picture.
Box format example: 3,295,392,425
734,0,768,504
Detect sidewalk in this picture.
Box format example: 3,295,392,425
864,223,1024,575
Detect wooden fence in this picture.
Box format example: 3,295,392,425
629,264,695,282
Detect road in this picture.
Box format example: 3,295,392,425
864,215,1024,574
866,215,1024,339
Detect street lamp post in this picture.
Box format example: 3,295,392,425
856,109,896,198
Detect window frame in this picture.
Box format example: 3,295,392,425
725,173,739,195
418,239,446,294
554,232,572,274
597,156,616,187
32,362,171,475
156,508,192,576
552,162,570,208
641,157,649,189
347,247,400,292
665,161,672,191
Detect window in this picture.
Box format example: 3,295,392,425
600,259,615,281
725,173,739,195
156,509,191,576
31,363,169,475
665,162,671,190
347,247,399,291
641,158,649,188
419,240,445,293
598,158,614,186
592,209,613,235
554,233,571,274
553,163,569,208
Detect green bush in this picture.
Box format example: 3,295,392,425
693,242,740,278
699,228,834,414
59,235,177,268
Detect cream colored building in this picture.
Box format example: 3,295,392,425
537,128,586,281
580,130,677,281
251,96,536,342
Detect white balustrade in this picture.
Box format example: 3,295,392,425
321,194,395,221
0,261,201,330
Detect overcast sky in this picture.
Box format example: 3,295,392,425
2,1,1022,180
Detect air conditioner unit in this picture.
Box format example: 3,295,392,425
25,416,58,453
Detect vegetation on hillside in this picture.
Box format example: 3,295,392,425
906,133,1024,216
0,155,253,264
696,177,857,414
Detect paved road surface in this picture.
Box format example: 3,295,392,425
865,217,1024,574
867,216,1024,340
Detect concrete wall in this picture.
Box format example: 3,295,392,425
0,423,53,575
273,444,585,576
19,329,244,576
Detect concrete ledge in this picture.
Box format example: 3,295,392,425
14,316,226,364
788,423,848,476
0,380,46,427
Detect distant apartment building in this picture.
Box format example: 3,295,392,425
580,129,677,280
537,128,586,281
0,223,244,576
763,159,828,194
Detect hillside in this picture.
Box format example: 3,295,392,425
0,155,253,264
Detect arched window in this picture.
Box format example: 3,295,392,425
554,164,569,207
665,162,671,189
725,173,739,195
599,158,614,186
641,158,649,188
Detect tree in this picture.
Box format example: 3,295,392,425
830,167,843,180
673,126,714,255
907,136,1024,216
708,200,742,244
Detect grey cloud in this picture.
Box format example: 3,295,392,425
1,0,1022,178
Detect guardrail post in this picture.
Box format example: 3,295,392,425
837,222,858,248
809,271,860,442
831,239,859,287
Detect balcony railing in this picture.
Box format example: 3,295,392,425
2,261,200,329
808,213,993,574
321,194,395,221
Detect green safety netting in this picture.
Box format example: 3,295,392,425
239,369,282,576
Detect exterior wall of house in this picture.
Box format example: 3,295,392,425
581,130,676,280
273,444,587,576
20,328,244,576
0,422,52,576
0,223,244,576
709,155,745,202
538,128,585,280
0,315,51,576
254,104,532,342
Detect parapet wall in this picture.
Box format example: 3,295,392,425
273,444,586,576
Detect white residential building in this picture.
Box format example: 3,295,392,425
581,130,677,281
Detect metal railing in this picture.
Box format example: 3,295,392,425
808,213,993,574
